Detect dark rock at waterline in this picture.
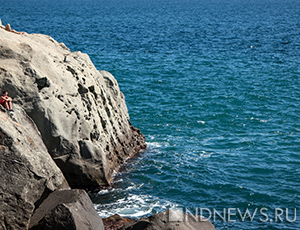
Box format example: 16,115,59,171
0,28,146,188
121,209,215,230
29,189,104,230
102,214,132,230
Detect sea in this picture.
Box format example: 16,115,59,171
1,0,300,229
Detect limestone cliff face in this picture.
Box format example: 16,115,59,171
0,29,146,188
0,105,68,229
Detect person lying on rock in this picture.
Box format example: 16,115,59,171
0,91,14,112
0,19,24,35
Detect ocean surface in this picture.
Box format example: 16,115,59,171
1,0,300,229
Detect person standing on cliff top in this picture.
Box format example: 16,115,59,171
0,91,14,112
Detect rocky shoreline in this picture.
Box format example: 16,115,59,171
0,29,214,229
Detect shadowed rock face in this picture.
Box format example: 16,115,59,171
0,105,68,230
29,189,104,230
0,29,146,188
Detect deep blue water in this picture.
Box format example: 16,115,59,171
1,0,300,229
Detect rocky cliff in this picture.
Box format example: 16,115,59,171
0,29,146,188
0,105,67,229
0,105,104,230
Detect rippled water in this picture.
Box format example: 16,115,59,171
2,0,300,229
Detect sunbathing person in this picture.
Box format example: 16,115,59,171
0,91,14,111
0,19,24,35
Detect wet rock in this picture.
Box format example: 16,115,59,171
102,214,132,230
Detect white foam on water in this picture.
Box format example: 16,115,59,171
249,117,268,123
97,189,112,195
125,185,136,191
94,193,174,219
114,178,124,183
97,182,135,195
146,140,170,149
200,150,212,158
146,142,163,148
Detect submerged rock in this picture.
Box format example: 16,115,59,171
0,29,146,188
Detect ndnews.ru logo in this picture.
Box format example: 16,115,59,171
168,207,297,223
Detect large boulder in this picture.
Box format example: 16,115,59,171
0,105,68,230
0,29,146,188
29,189,104,230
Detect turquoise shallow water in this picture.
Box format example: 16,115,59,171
1,0,300,229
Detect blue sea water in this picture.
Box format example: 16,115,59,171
1,0,300,229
